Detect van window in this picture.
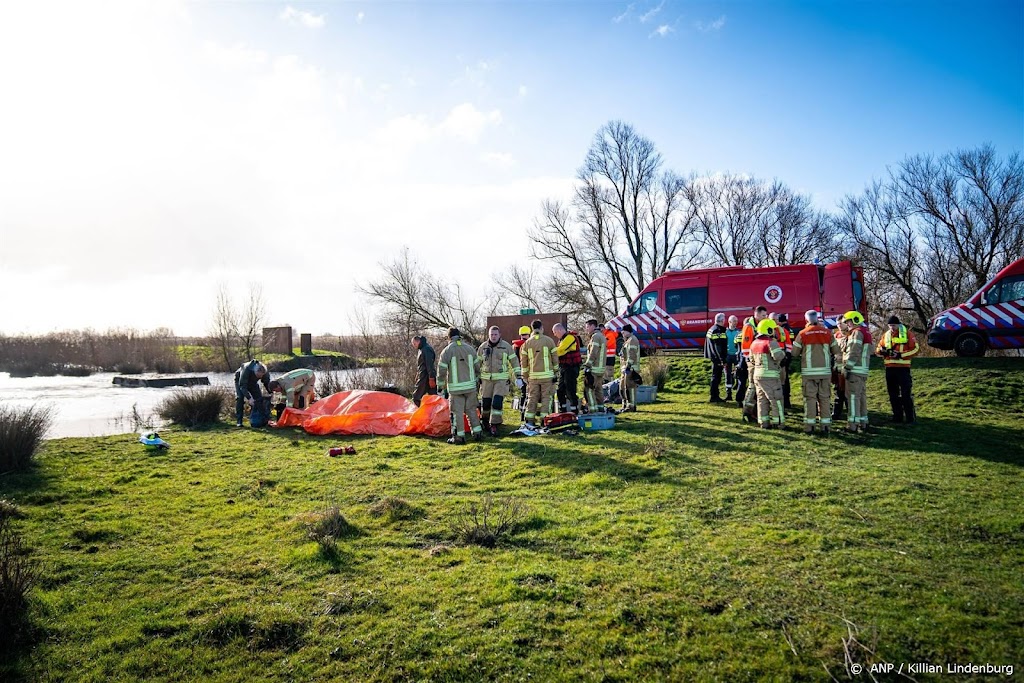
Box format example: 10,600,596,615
852,279,864,311
629,291,659,316
665,287,708,314
990,276,1024,303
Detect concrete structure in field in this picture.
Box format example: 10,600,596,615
262,326,293,355
300,333,312,355
486,313,568,342
113,376,209,388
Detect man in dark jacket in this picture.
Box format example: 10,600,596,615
705,313,729,403
235,359,271,427
411,335,437,406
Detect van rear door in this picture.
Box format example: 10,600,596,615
821,262,858,325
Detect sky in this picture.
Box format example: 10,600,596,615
1,0,1021,337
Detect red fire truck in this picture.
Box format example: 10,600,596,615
607,261,868,350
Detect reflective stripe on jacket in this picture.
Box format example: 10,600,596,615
740,317,757,358
603,330,618,358
521,333,557,381
876,325,919,367
750,337,786,379
585,330,607,370
620,335,641,370
437,338,480,393
791,324,839,378
477,339,521,381
845,327,874,376
705,324,728,362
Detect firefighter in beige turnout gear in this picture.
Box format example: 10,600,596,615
791,310,840,434
749,318,787,428
619,324,642,412
437,327,483,444
582,319,607,412
477,326,523,436
519,320,558,427
842,311,873,433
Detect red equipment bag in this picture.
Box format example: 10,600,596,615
542,412,577,429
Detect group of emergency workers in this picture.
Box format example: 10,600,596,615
416,319,644,445
706,307,919,433
233,361,317,427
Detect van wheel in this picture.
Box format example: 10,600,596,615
954,332,986,357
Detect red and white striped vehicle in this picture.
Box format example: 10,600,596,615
927,257,1024,356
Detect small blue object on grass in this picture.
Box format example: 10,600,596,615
140,432,170,450
578,413,615,430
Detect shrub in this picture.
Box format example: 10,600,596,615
0,517,37,648
644,352,670,391
299,503,359,555
0,405,53,473
58,364,94,377
114,361,145,375
368,496,422,522
450,496,527,548
156,386,230,428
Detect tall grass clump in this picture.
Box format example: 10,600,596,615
644,352,671,391
0,405,53,473
156,386,230,428
450,496,527,548
0,516,37,650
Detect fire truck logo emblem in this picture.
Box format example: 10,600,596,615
764,285,783,304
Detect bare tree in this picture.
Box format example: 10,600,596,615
211,284,240,371
692,174,774,266
520,121,702,319
209,283,269,371
359,248,498,346
238,283,267,360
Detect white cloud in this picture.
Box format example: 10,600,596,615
518,84,528,97
613,3,634,23
356,11,365,24
280,6,325,29
695,15,727,33
202,41,268,69
650,24,673,38
639,1,664,23
440,103,503,142
482,152,515,168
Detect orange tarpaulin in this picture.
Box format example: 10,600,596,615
274,390,450,437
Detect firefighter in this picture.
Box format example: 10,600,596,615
619,323,642,412
791,310,840,434
520,320,558,428
841,311,873,433
552,323,583,413
832,324,849,420
603,325,619,381
725,315,741,402
705,313,729,403
876,315,919,425
477,326,523,436
511,325,531,412
437,327,483,444
582,319,607,413
268,367,316,414
411,335,438,407
750,318,787,428
776,313,794,410
739,305,769,420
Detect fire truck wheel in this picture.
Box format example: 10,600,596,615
953,331,986,358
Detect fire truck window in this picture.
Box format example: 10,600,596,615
665,287,708,314
629,291,658,315
852,279,864,311
995,276,1024,303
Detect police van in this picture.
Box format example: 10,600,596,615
927,257,1024,356
608,261,867,350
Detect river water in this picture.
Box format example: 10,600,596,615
0,370,362,439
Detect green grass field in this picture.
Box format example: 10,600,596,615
1,357,1022,681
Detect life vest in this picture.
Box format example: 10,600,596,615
557,332,583,366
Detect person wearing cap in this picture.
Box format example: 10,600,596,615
582,319,608,413
519,319,558,428
552,323,583,413
603,325,619,381
725,315,741,402
876,314,920,425
739,306,769,419
619,323,642,412
705,313,729,403
791,310,841,434
234,359,271,427
750,318,787,428
437,327,483,444
841,311,873,432
477,326,523,436
411,335,438,407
